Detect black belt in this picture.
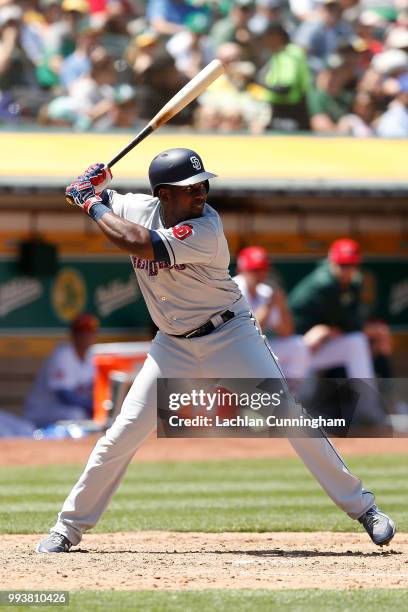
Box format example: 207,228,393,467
174,309,235,339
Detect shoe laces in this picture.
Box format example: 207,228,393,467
363,506,381,529
50,532,67,545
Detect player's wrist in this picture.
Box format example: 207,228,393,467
86,200,111,221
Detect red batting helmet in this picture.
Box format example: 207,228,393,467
237,246,270,272
328,239,362,265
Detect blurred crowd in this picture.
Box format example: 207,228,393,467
0,0,407,135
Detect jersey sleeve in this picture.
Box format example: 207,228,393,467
152,218,219,266
103,190,155,225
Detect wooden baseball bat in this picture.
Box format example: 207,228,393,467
66,59,225,205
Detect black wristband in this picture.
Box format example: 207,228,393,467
88,203,111,221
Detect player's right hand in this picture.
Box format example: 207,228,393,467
82,163,113,194
66,178,102,214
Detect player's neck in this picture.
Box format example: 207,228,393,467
159,204,188,229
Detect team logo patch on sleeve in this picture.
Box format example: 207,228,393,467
172,224,193,241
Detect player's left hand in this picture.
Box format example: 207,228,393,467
66,178,102,214
82,163,113,194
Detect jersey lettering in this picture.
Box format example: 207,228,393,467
172,224,193,241
131,257,186,277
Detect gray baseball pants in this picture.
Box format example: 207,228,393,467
53,303,374,545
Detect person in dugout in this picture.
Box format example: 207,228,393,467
24,313,99,427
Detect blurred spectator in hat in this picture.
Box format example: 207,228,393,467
253,22,311,131
294,0,354,73
35,0,93,89
44,54,118,129
371,48,408,77
359,48,408,107
337,90,377,135
356,10,386,66
146,0,211,36
385,26,408,53
338,0,360,27
62,0,90,10
213,40,256,90
109,82,139,127
336,35,369,77
59,15,104,88
95,0,143,59
288,0,317,23
24,314,99,428
92,0,140,33
21,1,63,67
249,0,291,38
376,72,408,136
0,3,47,121
23,0,76,90
125,28,161,78
194,102,222,131
166,12,215,79
61,0,90,31
92,81,140,128
197,41,271,132
307,52,356,132
60,0,92,56
234,246,309,379
135,49,192,123
210,0,256,60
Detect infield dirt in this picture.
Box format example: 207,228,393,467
1,532,407,591
1,435,407,466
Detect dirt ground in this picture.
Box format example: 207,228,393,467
0,532,407,591
1,435,408,466
1,436,407,592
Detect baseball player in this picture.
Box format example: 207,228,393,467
233,246,309,380
36,148,395,553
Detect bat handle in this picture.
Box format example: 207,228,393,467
107,124,154,168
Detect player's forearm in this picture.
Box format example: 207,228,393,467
96,211,154,259
66,166,152,259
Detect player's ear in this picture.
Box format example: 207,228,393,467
158,186,170,202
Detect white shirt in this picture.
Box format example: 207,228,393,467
24,343,94,416
233,273,281,330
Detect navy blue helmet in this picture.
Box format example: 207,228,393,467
148,148,217,196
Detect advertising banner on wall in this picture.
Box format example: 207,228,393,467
0,257,406,331
0,257,151,332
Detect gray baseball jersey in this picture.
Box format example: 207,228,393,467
106,190,241,335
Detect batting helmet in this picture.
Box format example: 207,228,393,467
148,148,217,196
237,246,270,273
328,238,362,265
